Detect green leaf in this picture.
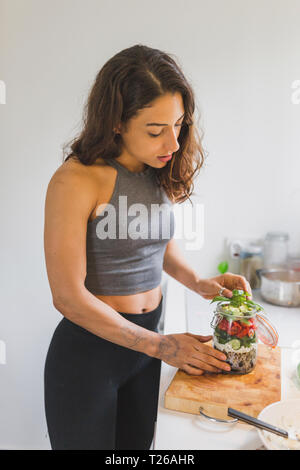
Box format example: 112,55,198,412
218,261,229,274
210,296,230,304
210,288,263,313
217,337,228,344
232,289,244,296
245,300,262,311
215,328,228,338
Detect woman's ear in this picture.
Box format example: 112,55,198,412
113,124,120,133
114,121,129,135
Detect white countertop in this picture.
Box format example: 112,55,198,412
154,276,300,450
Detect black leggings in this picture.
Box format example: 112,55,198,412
44,297,163,450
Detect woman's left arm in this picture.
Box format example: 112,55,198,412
163,238,252,300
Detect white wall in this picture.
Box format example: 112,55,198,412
0,0,299,449
174,0,300,275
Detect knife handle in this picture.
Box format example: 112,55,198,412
227,407,288,438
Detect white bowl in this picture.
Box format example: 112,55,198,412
257,399,300,450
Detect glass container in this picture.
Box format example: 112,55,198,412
239,243,263,289
210,303,278,375
263,232,289,269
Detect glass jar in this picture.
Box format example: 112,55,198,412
263,231,289,269
239,243,263,289
210,304,259,375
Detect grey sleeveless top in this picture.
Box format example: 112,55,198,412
84,159,175,295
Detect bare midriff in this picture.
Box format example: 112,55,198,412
93,285,163,314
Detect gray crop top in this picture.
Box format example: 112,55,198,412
84,158,175,295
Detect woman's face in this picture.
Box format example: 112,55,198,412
117,92,185,171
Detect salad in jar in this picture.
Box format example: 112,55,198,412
210,289,263,375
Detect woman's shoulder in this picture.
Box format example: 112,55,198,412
60,154,109,172
46,156,118,223
48,156,118,217
54,155,114,186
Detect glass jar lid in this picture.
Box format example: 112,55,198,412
265,231,289,242
256,311,279,348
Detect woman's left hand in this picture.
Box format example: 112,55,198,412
196,272,252,300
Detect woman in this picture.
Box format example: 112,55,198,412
43,44,251,450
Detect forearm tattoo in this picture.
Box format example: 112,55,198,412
157,335,179,361
119,325,143,347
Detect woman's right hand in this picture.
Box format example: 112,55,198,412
156,333,231,375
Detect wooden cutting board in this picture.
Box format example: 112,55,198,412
165,344,281,420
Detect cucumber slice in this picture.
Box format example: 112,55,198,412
228,339,241,350
240,318,251,326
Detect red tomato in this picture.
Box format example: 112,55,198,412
229,322,242,336
218,318,229,331
236,326,249,338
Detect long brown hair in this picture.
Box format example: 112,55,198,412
63,44,206,203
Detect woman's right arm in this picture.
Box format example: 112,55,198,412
44,166,230,375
